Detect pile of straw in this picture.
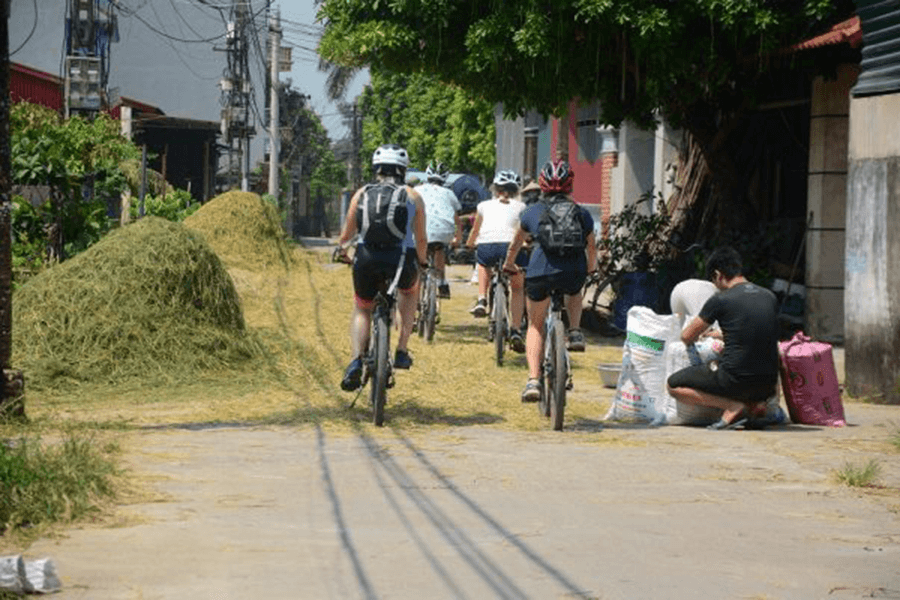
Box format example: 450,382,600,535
184,191,293,270
12,217,261,388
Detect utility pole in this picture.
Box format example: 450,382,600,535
65,0,117,119
217,1,254,192
0,0,24,416
267,9,280,199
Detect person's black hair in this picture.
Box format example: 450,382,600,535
705,245,743,280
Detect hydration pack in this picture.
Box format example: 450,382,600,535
357,182,409,247
536,195,585,255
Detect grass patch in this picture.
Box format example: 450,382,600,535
1,433,122,539
889,421,900,451
833,459,882,487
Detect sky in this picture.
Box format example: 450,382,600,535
8,0,369,162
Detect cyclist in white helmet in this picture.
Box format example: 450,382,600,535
336,144,428,391
465,169,528,353
415,160,462,298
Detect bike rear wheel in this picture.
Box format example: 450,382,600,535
492,280,507,366
416,274,427,338
370,307,390,426
424,273,438,342
547,319,567,430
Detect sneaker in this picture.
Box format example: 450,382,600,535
509,329,525,353
438,283,451,299
470,298,488,318
566,328,586,352
521,378,541,403
340,357,363,391
394,349,413,369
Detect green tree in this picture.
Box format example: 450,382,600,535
318,0,854,229
10,102,141,269
359,67,495,179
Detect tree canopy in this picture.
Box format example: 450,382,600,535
359,67,495,179
318,0,854,129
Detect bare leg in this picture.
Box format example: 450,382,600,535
396,285,418,352
667,384,746,423
565,292,583,331
477,264,490,299
435,247,446,282
350,305,373,359
510,271,526,329
526,298,550,379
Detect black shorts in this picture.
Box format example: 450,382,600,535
352,244,418,303
667,363,776,404
525,271,587,302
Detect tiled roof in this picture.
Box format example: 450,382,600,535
791,16,862,51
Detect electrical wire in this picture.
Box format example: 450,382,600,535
10,0,39,57
115,0,225,43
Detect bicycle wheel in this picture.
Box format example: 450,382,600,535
416,274,428,338
547,319,567,430
492,280,507,366
424,273,438,342
370,307,390,427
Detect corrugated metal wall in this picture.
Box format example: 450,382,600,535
10,64,64,111
853,0,900,97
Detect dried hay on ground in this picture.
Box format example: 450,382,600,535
184,191,293,270
12,217,263,389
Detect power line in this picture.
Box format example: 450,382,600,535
10,0,39,57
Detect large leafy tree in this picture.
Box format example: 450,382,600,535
10,102,141,267
318,0,855,230
359,67,495,179
278,85,347,228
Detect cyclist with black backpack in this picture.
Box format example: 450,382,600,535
502,159,597,402
336,144,428,392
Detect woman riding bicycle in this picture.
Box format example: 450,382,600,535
336,143,428,392
465,169,528,352
502,159,597,402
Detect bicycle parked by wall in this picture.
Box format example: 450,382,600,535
333,246,399,427
538,288,573,431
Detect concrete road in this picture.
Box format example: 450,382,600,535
24,405,900,600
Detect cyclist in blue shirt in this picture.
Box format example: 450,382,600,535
503,160,597,402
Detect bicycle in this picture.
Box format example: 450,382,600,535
539,288,572,431
333,245,401,427
416,242,444,343
487,258,512,366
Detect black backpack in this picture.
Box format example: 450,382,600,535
536,195,585,256
357,182,409,247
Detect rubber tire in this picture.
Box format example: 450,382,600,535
424,275,438,342
370,307,390,427
548,319,567,431
416,275,427,338
493,281,507,366
539,335,551,418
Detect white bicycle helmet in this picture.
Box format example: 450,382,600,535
372,144,409,168
493,169,521,190
425,160,449,184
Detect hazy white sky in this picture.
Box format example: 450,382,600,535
8,0,368,159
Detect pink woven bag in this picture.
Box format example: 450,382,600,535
778,331,846,427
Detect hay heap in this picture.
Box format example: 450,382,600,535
184,191,293,269
13,217,260,388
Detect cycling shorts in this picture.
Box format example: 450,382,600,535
525,271,586,302
667,363,777,404
476,242,527,269
352,244,418,305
